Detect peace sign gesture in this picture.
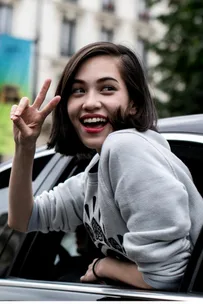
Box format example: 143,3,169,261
10,79,61,149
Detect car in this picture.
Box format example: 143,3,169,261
0,114,203,301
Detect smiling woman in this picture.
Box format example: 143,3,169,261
47,42,156,156
67,55,130,152
8,42,203,292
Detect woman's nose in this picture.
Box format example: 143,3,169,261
82,92,101,110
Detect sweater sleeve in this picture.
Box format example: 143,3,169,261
99,131,192,291
27,172,85,233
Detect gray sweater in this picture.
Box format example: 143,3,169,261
28,129,203,291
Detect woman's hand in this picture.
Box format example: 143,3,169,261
80,258,102,283
10,79,61,150
80,256,152,289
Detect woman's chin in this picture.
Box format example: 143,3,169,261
82,136,107,153
79,125,113,152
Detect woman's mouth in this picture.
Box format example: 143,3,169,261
80,116,108,133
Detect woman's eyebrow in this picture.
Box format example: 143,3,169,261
72,79,85,84
72,77,119,84
97,77,118,83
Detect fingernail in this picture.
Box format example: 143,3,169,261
11,114,18,120
15,111,20,116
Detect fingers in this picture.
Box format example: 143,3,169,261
32,79,52,110
80,272,91,282
10,104,18,118
10,98,30,134
11,115,30,134
40,95,61,120
10,97,29,118
80,275,85,281
80,260,98,282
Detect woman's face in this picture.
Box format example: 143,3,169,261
67,55,130,153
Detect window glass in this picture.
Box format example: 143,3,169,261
0,4,13,34
0,153,54,190
168,140,203,197
101,27,113,42
138,0,149,21
138,0,147,14
102,0,115,13
60,18,76,56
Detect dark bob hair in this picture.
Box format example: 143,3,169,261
47,41,158,156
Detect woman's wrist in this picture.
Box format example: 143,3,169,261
15,143,36,158
92,258,103,280
95,257,110,278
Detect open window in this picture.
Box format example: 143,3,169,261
167,139,203,197
8,156,97,283
0,151,55,278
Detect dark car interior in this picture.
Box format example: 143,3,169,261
168,140,203,197
0,138,203,296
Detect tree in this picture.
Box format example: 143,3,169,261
147,0,203,117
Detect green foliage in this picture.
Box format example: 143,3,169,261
147,0,203,117
0,103,14,156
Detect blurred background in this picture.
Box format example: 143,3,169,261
0,0,203,162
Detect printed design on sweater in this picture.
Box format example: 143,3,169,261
84,196,127,258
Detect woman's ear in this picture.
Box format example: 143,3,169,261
129,101,136,115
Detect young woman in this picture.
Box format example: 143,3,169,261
8,42,203,291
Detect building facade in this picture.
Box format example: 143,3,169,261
0,0,154,100
0,0,159,152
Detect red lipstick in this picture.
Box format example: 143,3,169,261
80,114,108,134
83,126,105,133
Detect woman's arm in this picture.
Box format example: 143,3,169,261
80,257,152,289
9,145,35,232
8,79,60,232
98,131,192,290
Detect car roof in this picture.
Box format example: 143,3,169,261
158,114,203,135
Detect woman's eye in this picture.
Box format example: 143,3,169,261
72,88,85,94
102,86,115,92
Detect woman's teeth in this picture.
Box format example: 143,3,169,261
83,117,107,124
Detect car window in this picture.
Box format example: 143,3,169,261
54,225,100,283
168,140,203,197
0,152,55,278
7,157,93,282
0,153,54,217
10,226,100,283
0,224,25,277
0,153,54,189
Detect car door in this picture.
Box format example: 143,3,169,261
1,136,203,301
0,149,63,277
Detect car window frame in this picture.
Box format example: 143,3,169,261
0,278,202,301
